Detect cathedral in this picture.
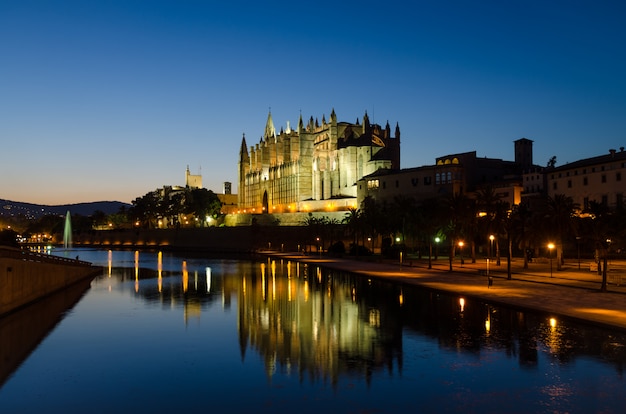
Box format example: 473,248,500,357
238,109,401,214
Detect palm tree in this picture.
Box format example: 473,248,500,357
476,186,504,265
443,192,472,271
418,197,444,269
510,201,534,269
581,201,617,292
544,194,578,270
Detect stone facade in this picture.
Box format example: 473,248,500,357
358,139,530,208
238,109,400,213
543,147,626,211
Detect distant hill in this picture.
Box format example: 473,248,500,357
0,199,131,219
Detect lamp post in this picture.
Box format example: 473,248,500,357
488,235,495,276
435,237,440,261
458,241,464,267
548,243,555,278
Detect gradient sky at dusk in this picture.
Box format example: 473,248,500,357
2,0,625,205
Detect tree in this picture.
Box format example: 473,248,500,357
443,193,473,271
184,188,222,226
343,207,361,248
580,201,618,292
418,197,444,269
510,201,533,269
0,229,19,248
476,186,503,264
129,191,160,228
544,194,578,270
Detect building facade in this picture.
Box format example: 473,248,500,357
543,148,626,211
238,109,400,214
357,138,530,208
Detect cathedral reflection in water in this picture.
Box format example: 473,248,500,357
237,259,403,384
110,253,626,387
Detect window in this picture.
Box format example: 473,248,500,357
367,179,379,189
424,176,432,185
567,180,572,188
435,173,440,185
395,180,399,188
411,178,418,186
602,195,608,206
602,175,607,183
553,182,557,190
618,193,623,209
382,181,386,189
617,172,622,181
583,177,588,185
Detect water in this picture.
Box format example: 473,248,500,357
1,248,625,413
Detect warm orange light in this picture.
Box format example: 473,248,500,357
548,243,555,250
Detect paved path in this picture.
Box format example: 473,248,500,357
262,251,626,331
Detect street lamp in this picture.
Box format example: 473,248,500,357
548,243,555,278
434,237,441,260
458,241,464,267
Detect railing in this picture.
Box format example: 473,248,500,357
0,246,93,267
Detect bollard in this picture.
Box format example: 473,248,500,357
488,277,493,289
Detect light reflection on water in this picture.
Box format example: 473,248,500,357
1,248,625,413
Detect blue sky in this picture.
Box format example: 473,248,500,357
1,0,625,205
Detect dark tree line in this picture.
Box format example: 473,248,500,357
314,189,625,288
129,187,222,229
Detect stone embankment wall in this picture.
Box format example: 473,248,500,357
0,247,100,316
74,226,321,253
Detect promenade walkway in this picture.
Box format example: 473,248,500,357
262,251,626,331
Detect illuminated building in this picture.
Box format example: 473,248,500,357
358,138,531,207
238,109,401,214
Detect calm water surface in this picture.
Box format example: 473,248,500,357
1,248,625,413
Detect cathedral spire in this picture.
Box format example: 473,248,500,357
264,110,276,140
239,133,249,163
